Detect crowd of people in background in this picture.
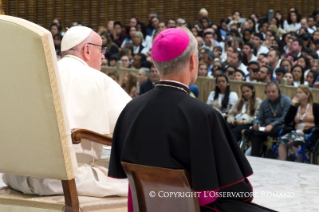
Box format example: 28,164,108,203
49,7,319,162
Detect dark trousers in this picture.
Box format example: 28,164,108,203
251,125,283,157
228,124,252,141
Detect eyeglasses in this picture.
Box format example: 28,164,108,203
87,43,107,54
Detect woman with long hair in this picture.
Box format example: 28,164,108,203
284,72,294,86
306,70,319,88
280,58,293,72
206,75,238,116
291,65,306,86
100,33,119,60
121,26,137,48
296,55,311,77
284,11,301,32
279,85,319,162
122,72,137,98
227,83,262,141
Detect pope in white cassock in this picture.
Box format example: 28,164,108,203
3,26,132,197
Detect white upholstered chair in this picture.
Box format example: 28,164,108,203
0,15,126,212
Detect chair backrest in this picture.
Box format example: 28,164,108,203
0,15,77,180
121,162,200,212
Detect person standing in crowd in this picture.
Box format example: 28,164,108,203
251,82,291,157
227,83,262,141
207,75,238,116
278,85,319,162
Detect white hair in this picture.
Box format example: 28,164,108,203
153,27,198,75
139,67,150,77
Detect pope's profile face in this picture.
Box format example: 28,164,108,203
87,32,104,70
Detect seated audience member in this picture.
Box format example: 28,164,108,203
3,26,131,197
296,55,311,77
121,26,136,47
214,67,225,78
213,60,223,74
284,72,294,86
251,81,291,157
291,65,306,86
198,62,208,76
120,55,131,68
213,46,224,61
136,67,149,95
280,58,293,72
247,61,259,82
109,54,120,67
275,67,288,84
229,51,248,76
225,65,237,80
108,70,120,84
257,53,268,67
140,60,153,69
202,50,215,77
120,47,133,60
139,64,160,95
101,33,119,60
279,85,319,162
207,75,238,115
253,32,269,56
260,56,270,67
122,72,137,98
258,65,273,83
111,21,127,47
132,53,146,69
242,42,257,65
132,31,148,55
306,70,319,87
227,83,262,141
234,69,246,81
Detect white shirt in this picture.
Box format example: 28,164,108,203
257,45,269,56
293,81,308,87
284,20,301,32
237,63,248,76
133,45,149,55
249,55,257,63
206,91,238,112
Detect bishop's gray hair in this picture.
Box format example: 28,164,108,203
153,27,198,76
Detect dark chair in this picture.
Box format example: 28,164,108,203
121,162,200,212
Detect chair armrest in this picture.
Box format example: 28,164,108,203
71,129,112,146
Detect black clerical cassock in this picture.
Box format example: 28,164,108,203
109,81,276,212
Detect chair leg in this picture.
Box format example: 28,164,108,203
62,179,80,212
